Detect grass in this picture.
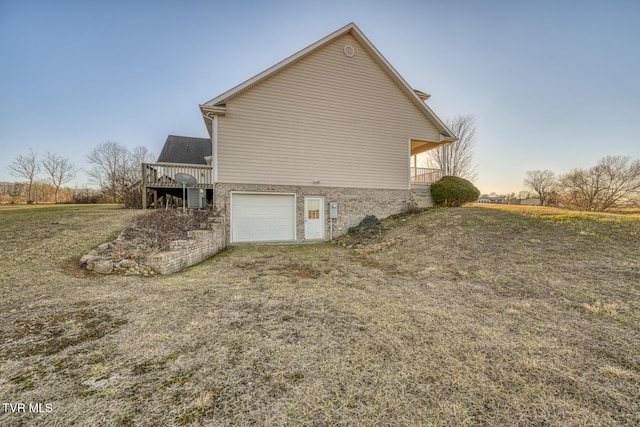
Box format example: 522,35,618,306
1,204,639,425
472,202,640,222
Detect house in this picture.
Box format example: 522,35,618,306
478,196,506,204
143,23,456,243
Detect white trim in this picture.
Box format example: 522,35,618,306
229,191,297,244
407,139,412,190
212,115,219,183
200,105,227,115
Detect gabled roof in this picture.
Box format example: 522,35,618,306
157,135,211,165
200,22,456,142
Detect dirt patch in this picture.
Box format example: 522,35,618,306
349,255,405,275
271,263,322,279
356,237,401,254
1,304,127,358
63,258,94,278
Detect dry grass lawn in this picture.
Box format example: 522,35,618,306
1,204,639,426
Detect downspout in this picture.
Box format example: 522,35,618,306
211,115,219,205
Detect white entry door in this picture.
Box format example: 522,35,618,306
304,197,324,240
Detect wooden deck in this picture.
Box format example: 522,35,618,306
141,163,213,209
142,162,213,188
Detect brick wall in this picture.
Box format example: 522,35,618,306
409,187,434,208
214,183,432,242
145,225,226,275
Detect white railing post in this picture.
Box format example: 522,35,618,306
410,167,443,185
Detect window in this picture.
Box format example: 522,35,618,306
307,199,320,219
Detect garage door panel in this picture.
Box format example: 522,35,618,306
231,194,295,243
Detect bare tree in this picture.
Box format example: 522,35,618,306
86,141,132,203
517,190,533,200
42,152,77,203
0,182,12,195
86,141,154,207
131,146,155,172
123,145,155,208
8,149,40,202
523,170,556,206
557,155,640,211
426,114,478,181
503,192,517,203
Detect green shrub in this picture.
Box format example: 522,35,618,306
348,215,381,233
430,176,480,207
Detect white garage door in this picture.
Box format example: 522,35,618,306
231,193,296,243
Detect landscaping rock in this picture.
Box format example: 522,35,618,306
80,254,94,264
97,243,111,254
93,259,114,274
80,209,219,276
118,259,138,269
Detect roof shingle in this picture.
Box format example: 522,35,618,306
157,135,211,164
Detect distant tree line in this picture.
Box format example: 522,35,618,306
7,149,79,204
6,141,154,208
523,155,640,211
0,181,105,204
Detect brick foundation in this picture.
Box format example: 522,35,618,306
214,183,433,242
409,186,434,208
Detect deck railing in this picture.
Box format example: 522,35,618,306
142,162,213,187
411,167,442,185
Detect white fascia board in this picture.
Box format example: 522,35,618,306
199,105,226,116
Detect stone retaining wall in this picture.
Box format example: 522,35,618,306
145,225,226,275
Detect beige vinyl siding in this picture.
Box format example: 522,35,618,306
218,33,441,190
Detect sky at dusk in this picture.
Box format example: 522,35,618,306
1,0,638,194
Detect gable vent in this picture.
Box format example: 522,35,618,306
343,45,355,57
